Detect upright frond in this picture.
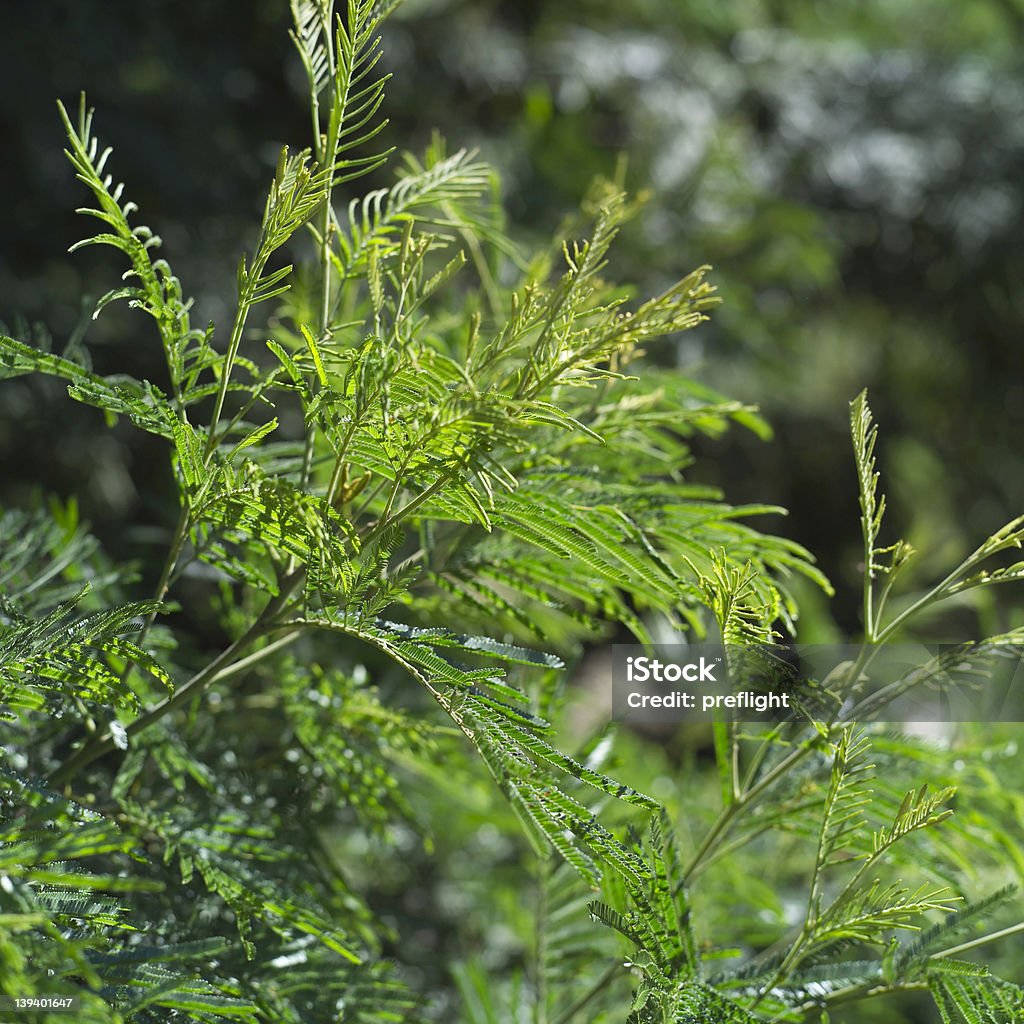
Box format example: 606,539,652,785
850,390,884,571
57,96,204,402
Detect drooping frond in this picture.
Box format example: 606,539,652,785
0,334,176,439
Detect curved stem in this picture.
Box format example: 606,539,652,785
680,732,826,887
136,504,191,641
788,980,930,1019
207,272,260,453
551,961,622,1024
49,624,262,788
563,730,831,1022
930,920,1024,960
49,571,306,789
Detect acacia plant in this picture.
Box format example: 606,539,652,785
1,2,1023,1022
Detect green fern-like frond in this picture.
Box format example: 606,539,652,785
938,514,1024,601
691,550,781,645
0,502,117,615
894,885,1018,975
816,727,875,871
870,783,956,860
850,390,916,638
931,975,1024,1024
329,0,398,183
289,0,398,179
0,588,170,717
56,96,205,405
850,393,1024,643
0,334,176,439
189,463,358,599
851,389,886,577
582,814,707,1021
812,880,955,952
289,0,333,103
338,146,497,276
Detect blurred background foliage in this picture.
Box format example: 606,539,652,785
4,2,1024,1021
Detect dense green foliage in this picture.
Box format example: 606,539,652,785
2,3,1024,1022
8,0,1024,644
